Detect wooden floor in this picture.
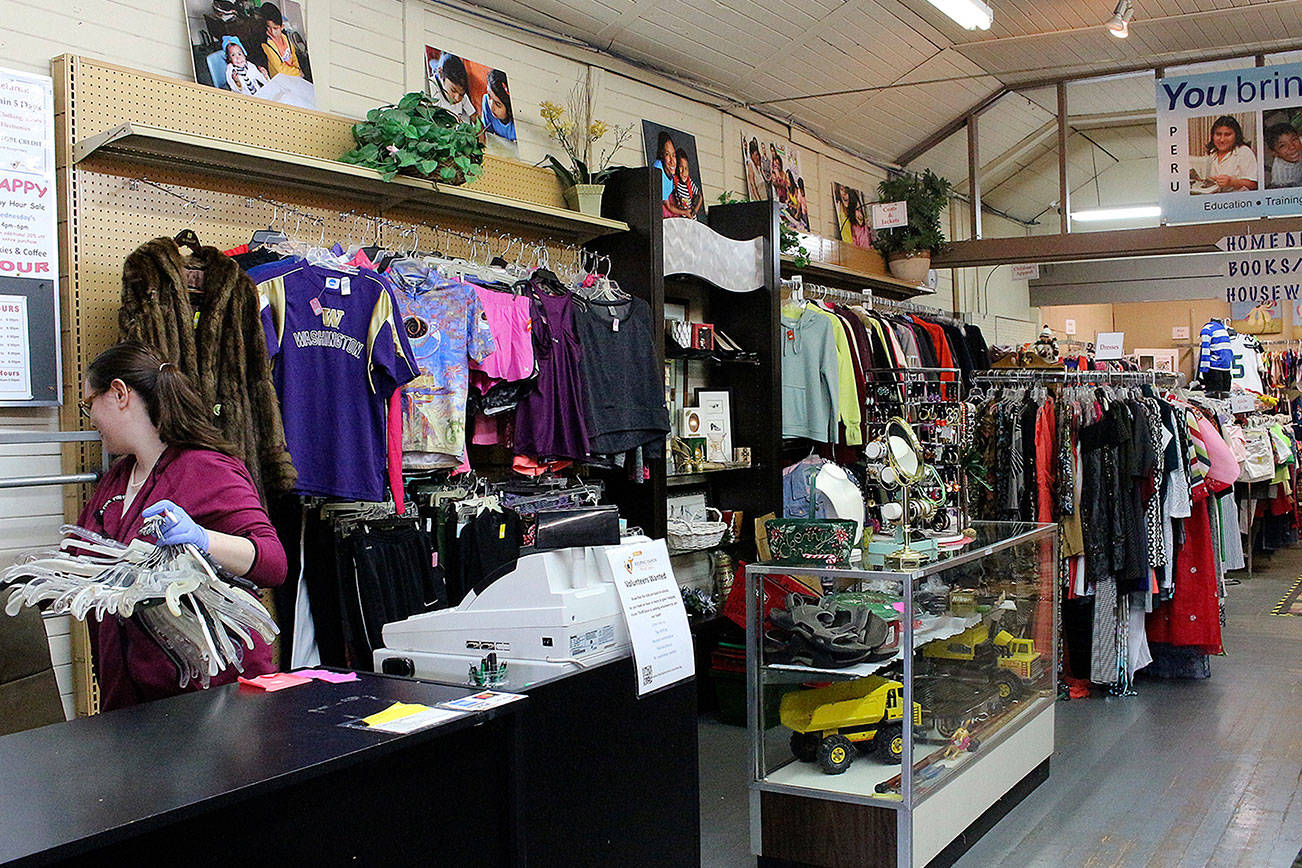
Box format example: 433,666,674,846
699,548,1302,868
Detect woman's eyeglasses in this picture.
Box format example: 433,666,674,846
77,394,96,419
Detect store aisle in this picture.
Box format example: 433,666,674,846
957,554,1302,868
698,552,1302,868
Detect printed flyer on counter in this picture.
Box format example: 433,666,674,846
605,539,694,696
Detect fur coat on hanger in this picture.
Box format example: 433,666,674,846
119,237,296,497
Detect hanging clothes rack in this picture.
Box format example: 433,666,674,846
972,369,1182,387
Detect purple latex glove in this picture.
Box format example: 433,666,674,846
142,499,210,552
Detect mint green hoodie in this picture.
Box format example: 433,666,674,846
780,306,839,441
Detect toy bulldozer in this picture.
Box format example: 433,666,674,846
780,676,923,775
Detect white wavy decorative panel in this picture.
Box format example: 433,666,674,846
662,217,765,293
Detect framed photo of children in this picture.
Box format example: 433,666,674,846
738,133,810,232
182,0,316,109
424,47,518,158
643,121,705,221
831,182,874,249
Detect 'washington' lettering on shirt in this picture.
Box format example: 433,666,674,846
291,328,363,358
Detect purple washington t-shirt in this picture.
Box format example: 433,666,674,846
253,259,418,500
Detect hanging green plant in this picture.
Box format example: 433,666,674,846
340,91,485,185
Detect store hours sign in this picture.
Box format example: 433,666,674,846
0,66,60,405
1158,62,1302,225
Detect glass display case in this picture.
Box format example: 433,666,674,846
745,521,1057,868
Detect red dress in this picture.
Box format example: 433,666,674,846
1146,490,1222,654
77,447,287,710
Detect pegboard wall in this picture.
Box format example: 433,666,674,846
68,158,581,400
54,55,567,208
56,55,585,477
54,56,592,715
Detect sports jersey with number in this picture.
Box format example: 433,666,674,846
1229,333,1264,393
254,259,419,500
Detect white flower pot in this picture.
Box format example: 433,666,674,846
563,183,605,216
887,251,932,285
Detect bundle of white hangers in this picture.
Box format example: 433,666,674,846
2,517,278,689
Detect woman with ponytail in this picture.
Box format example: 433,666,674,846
76,341,287,710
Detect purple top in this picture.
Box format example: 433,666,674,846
254,260,419,500
513,281,590,462
77,447,288,711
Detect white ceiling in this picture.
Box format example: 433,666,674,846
468,0,1302,222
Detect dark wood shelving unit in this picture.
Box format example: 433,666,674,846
665,346,761,365
588,169,782,541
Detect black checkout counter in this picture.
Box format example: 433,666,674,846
0,673,524,866
0,660,701,867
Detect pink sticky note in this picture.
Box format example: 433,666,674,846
238,672,312,692
295,669,360,684
893,602,906,613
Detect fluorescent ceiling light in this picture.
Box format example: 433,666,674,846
925,0,993,31
1071,205,1160,222
1107,0,1133,38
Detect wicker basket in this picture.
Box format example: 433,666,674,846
667,507,728,553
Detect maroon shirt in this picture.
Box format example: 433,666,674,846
77,447,287,710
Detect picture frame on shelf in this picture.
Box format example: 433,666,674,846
695,389,733,463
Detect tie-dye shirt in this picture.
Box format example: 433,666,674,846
387,262,495,468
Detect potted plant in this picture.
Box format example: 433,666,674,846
871,169,953,284
340,91,485,185
540,84,635,215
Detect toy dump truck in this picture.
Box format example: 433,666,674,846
780,676,923,774
921,621,1044,701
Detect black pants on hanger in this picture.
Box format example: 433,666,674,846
337,523,447,669
269,496,349,669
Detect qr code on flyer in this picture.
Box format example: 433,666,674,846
641,665,654,686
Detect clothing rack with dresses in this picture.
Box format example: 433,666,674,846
973,369,1181,387
968,370,1251,695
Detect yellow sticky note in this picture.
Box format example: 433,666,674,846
362,701,432,727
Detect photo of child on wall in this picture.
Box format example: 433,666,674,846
643,120,705,221
183,0,315,109
831,182,873,249
1263,109,1302,189
425,46,517,157
739,132,810,231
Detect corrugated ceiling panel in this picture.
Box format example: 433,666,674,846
1065,74,1155,116
911,127,969,180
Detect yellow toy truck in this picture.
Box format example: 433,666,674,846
780,676,923,774
922,621,1043,701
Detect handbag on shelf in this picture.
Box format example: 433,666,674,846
765,518,858,567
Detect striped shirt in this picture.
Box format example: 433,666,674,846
1199,320,1233,373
